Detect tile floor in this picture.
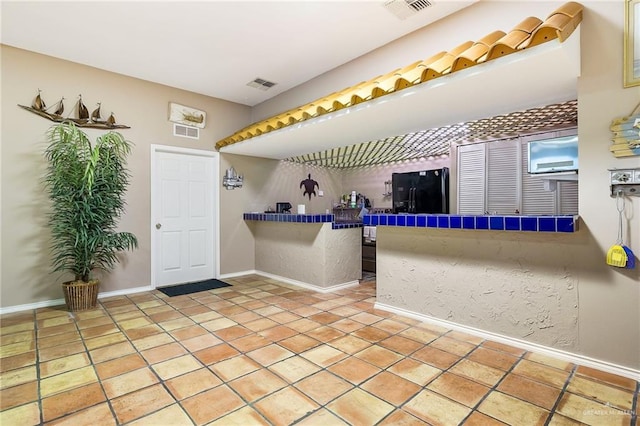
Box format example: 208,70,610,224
0,274,638,425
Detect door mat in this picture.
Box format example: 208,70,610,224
158,279,231,297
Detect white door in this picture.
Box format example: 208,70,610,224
151,146,217,287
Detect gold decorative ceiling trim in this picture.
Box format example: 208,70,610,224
284,100,578,168
215,1,583,151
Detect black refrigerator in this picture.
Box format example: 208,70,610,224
392,167,449,214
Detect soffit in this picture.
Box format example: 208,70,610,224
218,2,583,168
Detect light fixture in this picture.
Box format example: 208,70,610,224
223,167,243,190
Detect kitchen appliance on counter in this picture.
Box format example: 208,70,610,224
276,202,292,213
392,167,449,214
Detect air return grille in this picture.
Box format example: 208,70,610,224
384,0,433,20
247,78,277,91
173,123,199,139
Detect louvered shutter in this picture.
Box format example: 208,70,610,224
457,143,486,214
558,180,579,214
487,140,520,215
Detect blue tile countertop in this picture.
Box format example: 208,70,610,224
243,213,363,230
363,214,579,233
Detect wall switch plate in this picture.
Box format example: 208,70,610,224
318,190,324,197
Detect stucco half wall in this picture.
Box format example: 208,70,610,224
253,222,361,289
376,225,605,359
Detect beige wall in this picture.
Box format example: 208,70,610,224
0,45,250,306
376,227,582,346
218,154,345,275
251,1,640,370
254,223,361,288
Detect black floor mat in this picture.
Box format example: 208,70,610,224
158,279,231,297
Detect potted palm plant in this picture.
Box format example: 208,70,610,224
44,121,138,311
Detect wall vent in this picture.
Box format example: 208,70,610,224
383,0,433,20
173,123,199,139
247,77,277,91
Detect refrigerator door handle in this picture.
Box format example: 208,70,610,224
413,187,416,212
409,187,415,213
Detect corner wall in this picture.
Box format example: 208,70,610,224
573,2,640,369
0,45,250,307
219,154,345,275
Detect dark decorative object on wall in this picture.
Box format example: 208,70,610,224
18,89,130,129
300,173,319,200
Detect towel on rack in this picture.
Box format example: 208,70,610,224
363,226,371,238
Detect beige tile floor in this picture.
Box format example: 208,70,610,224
0,274,638,425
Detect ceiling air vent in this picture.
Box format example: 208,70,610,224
173,123,199,140
384,0,433,20
247,77,277,91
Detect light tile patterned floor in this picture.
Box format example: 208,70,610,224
0,274,638,425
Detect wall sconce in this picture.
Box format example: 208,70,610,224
223,167,243,190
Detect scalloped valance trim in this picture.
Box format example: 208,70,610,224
215,2,583,151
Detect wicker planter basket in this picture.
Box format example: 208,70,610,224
62,280,99,311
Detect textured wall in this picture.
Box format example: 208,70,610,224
376,226,581,349
254,222,360,288
325,227,362,286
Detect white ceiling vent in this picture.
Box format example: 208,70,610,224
247,78,277,91
173,123,199,140
384,0,433,20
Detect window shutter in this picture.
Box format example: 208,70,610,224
558,180,579,214
457,143,486,214
487,140,520,215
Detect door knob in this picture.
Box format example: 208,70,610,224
155,223,162,229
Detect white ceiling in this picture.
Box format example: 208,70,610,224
1,0,476,107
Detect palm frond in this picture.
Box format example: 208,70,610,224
44,121,138,282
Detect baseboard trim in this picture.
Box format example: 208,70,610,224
0,285,155,315
219,270,259,279
98,286,154,299
254,271,360,294
375,302,640,381
0,298,66,315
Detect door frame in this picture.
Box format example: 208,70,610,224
150,144,220,289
